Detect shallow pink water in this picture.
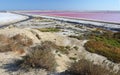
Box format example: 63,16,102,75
23,11,120,23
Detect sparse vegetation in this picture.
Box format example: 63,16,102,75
73,46,79,50
1,15,120,75
10,34,33,54
34,17,44,20
67,59,115,75
75,25,83,28
58,46,70,54
65,46,71,50
69,57,77,61
0,34,11,52
33,17,53,22
0,34,33,53
36,41,70,54
84,30,120,63
37,28,60,32
69,35,83,40
58,54,62,57
16,41,71,71
113,32,120,40
18,41,56,71
69,29,120,63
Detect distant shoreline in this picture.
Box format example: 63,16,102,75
0,11,120,31
0,12,30,28
17,12,120,31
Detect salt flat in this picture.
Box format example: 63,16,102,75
0,12,28,26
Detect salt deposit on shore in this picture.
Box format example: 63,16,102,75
40,15,120,30
22,13,120,31
0,12,28,26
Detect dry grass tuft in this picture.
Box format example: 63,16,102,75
0,34,33,54
67,59,115,75
0,34,11,52
16,41,71,71
18,41,56,71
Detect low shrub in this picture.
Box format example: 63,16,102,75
84,40,120,63
73,46,79,50
10,34,33,54
84,31,120,63
67,59,115,75
16,41,71,71
0,34,11,52
18,41,56,71
38,41,70,54
69,57,77,61
69,35,83,40
0,45,11,52
10,34,33,47
113,32,120,42
0,34,33,53
58,46,70,54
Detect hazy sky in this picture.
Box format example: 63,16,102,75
0,0,120,11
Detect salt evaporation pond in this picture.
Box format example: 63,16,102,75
0,12,28,26
23,11,120,24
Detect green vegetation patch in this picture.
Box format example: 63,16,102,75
69,57,77,61
84,30,120,63
57,46,70,54
69,35,84,40
37,28,60,32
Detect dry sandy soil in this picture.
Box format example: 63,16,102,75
0,27,120,75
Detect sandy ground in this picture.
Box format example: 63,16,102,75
0,13,119,75
0,27,119,75
0,52,21,75
0,52,47,75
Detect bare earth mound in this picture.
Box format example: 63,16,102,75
0,27,119,75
